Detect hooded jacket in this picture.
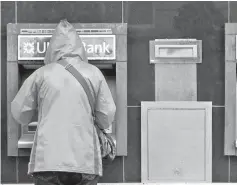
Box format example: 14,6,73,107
11,20,116,176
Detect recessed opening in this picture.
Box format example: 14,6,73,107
18,62,116,133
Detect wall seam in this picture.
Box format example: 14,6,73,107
15,1,17,24
16,159,19,183
227,1,231,181
228,156,231,182
0,1,1,184
122,157,125,182
121,1,125,182
15,2,19,183
228,1,230,23
122,1,124,23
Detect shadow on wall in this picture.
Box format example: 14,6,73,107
173,1,225,52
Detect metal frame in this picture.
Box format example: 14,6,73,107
0,1,2,182
149,39,202,64
224,23,237,155
236,35,237,60
7,23,127,156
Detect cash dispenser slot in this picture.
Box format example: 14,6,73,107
18,62,116,149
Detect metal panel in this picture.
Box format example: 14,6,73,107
116,62,127,156
225,23,237,35
224,61,237,155
225,35,236,61
155,63,197,101
116,35,127,62
0,2,1,181
141,101,212,183
224,23,237,156
7,23,20,156
7,62,19,156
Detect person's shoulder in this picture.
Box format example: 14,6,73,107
35,63,57,75
31,63,55,80
83,62,104,77
83,62,98,70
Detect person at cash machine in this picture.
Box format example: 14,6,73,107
11,19,116,185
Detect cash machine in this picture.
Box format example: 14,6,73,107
7,23,127,156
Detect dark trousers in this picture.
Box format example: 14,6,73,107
33,158,113,185
33,172,100,185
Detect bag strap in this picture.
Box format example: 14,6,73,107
57,60,95,119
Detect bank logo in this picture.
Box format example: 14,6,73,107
18,35,116,61
23,42,34,54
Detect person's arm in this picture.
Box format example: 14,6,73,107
95,71,116,131
11,71,38,125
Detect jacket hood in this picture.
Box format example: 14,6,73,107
44,19,88,65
